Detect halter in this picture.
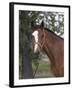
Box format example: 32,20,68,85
33,29,46,78
34,29,46,51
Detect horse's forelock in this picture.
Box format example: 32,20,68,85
33,25,43,31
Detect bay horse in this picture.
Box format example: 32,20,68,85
32,22,64,77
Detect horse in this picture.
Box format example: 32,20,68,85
32,22,64,77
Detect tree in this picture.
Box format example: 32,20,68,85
19,11,40,79
19,11,33,79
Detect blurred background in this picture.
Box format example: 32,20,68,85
19,10,64,79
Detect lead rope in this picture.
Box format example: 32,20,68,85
33,29,45,78
33,61,39,78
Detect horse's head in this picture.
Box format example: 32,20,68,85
32,21,45,53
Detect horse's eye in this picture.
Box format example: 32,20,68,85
31,35,34,39
32,35,34,37
42,34,44,38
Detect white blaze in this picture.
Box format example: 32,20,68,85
32,31,38,52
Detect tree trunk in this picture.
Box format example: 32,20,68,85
21,47,33,79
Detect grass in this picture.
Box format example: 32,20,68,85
32,59,54,78
19,58,54,79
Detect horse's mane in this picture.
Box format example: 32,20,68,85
33,25,64,40
44,28,64,40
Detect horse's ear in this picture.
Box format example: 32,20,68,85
41,21,44,28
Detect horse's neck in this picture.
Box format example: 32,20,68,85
43,31,58,62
